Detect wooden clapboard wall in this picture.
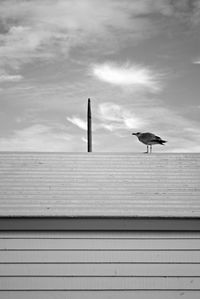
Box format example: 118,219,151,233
0,153,200,218
0,231,200,299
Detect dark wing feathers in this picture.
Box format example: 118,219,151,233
152,135,167,144
154,135,162,140
140,132,155,139
140,133,167,144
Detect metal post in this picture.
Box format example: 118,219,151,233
87,98,92,152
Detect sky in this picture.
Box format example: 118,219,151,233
0,0,200,152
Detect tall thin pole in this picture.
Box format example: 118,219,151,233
87,98,92,152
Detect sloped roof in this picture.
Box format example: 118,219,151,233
0,152,200,218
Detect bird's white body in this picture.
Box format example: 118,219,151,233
132,132,167,153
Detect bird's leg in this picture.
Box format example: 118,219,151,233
144,146,148,154
144,145,149,154
150,145,152,154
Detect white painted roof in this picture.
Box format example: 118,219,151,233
0,153,199,217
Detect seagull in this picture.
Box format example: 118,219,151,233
132,132,167,153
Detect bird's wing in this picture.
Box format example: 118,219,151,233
140,133,166,144
141,133,157,141
152,135,162,141
151,135,167,144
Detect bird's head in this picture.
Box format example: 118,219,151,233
132,132,141,136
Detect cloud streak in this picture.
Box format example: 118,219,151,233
98,102,146,131
0,0,144,69
0,124,73,151
0,71,23,82
193,59,200,64
67,117,87,131
1,0,198,71
92,63,162,93
66,102,146,136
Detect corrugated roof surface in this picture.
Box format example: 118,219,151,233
0,152,200,218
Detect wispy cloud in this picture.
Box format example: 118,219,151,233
67,102,146,134
67,116,87,131
193,59,200,64
81,136,87,143
1,0,197,71
92,62,162,93
0,71,23,82
0,0,149,70
0,124,73,151
98,102,146,131
67,115,103,132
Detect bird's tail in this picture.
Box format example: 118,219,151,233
159,140,167,145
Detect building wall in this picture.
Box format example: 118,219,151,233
0,231,200,299
1,153,200,218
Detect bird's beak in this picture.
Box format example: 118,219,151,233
132,133,136,135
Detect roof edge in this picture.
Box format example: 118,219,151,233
1,217,200,231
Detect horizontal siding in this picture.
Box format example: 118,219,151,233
1,264,200,276
0,231,200,299
1,238,200,249
0,153,200,217
1,232,200,238
1,276,200,290
1,251,200,263
0,292,200,299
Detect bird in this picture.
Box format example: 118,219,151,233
132,132,167,153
